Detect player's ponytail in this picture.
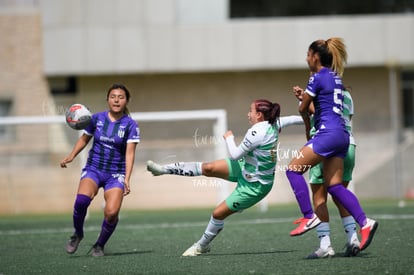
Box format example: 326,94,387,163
309,37,347,76
254,99,281,125
326,37,347,77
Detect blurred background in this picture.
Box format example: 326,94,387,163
0,0,413,214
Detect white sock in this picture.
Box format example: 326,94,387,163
164,162,202,176
316,222,331,249
342,215,358,243
197,216,224,247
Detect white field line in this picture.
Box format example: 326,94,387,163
0,214,413,236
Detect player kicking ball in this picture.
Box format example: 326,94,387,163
147,99,282,256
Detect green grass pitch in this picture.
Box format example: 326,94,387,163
0,200,413,274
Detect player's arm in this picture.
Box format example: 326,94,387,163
223,130,248,160
279,115,304,129
298,92,313,141
124,142,137,196
60,133,92,168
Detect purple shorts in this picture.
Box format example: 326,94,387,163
305,128,349,158
80,167,125,191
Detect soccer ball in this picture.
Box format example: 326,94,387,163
65,103,92,130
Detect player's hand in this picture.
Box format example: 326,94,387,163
60,156,73,168
223,130,233,139
293,86,304,101
123,180,131,196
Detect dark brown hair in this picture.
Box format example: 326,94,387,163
106,83,131,115
254,99,280,125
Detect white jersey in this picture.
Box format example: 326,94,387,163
225,121,278,185
278,115,303,129
342,90,356,145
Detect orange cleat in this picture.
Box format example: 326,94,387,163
359,218,378,251
290,214,321,236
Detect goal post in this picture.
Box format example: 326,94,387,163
131,109,228,162
130,109,230,203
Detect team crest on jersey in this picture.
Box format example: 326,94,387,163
118,126,126,138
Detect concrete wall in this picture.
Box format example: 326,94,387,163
40,0,414,75
0,7,54,155
70,67,393,135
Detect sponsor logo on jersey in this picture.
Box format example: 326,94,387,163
309,76,314,84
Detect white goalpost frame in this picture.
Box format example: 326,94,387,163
0,109,233,204
133,110,231,203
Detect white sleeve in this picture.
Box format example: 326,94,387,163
278,115,304,129
225,135,247,160
348,93,354,116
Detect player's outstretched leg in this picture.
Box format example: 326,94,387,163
147,160,202,177
147,160,168,176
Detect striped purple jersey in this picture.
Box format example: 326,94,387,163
305,67,346,131
83,111,140,173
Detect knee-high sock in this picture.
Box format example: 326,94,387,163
342,215,358,243
286,170,313,218
327,184,366,227
316,222,331,249
197,216,224,247
96,218,118,247
164,162,202,176
73,194,92,238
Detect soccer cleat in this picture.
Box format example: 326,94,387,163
290,214,321,236
307,246,335,259
344,240,361,257
65,234,83,254
292,217,304,224
182,243,210,257
147,160,168,176
359,218,378,251
89,244,105,257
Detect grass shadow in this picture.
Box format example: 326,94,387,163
68,249,153,258
203,249,295,257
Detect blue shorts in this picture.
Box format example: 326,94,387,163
81,167,125,191
306,128,349,159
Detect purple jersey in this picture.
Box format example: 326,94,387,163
305,67,349,158
83,111,140,173
305,67,345,131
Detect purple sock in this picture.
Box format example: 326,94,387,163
327,184,366,227
96,219,118,247
73,194,92,238
286,170,313,218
